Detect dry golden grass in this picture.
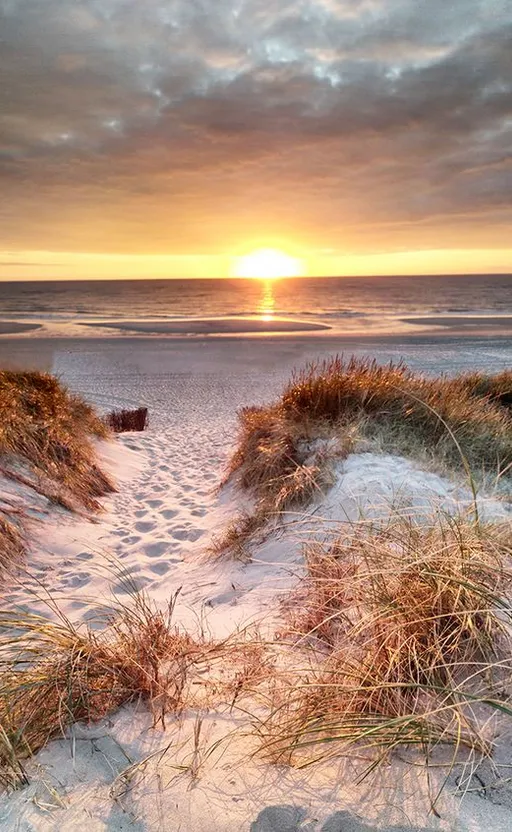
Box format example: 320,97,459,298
0,590,276,790
217,358,512,559
0,371,116,567
0,371,113,507
0,592,207,788
218,404,354,557
281,357,512,476
459,370,512,412
0,515,24,573
209,510,268,561
260,518,512,773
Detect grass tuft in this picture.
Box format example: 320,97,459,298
0,515,25,573
0,588,276,791
263,518,512,772
0,593,206,788
0,371,116,567
217,358,512,559
280,357,512,476
459,370,512,411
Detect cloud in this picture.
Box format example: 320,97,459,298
0,0,510,254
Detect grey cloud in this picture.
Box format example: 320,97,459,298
0,0,511,252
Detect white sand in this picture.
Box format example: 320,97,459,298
2,447,511,830
1,340,512,831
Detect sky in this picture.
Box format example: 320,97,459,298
0,0,511,279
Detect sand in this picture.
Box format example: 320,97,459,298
83,317,331,334
402,316,512,330
1,335,512,831
0,321,41,334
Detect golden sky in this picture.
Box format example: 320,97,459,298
1,248,511,281
1,0,511,279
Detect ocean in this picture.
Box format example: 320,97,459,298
1,274,511,318
1,274,512,424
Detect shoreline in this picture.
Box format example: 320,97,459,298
2,313,512,341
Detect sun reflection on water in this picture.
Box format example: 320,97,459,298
259,279,276,321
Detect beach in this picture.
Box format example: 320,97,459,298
1,332,512,831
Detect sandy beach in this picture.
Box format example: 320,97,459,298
0,339,512,832
0,333,512,831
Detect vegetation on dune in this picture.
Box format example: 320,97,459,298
217,358,512,557
260,517,512,776
2,362,512,798
0,370,115,567
281,358,512,473
458,369,512,411
0,590,273,790
0,516,25,573
0,593,201,788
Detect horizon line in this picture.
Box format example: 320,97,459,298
1,271,512,283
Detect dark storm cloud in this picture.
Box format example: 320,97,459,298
0,0,511,252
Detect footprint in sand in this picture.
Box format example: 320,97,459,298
149,562,171,576
76,551,94,561
111,576,151,595
143,541,169,558
121,535,141,545
206,588,242,607
186,529,203,542
68,600,88,611
135,520,156,533
63,572,90,588
170,527,190,541
160,509,178,520
147,500,164,508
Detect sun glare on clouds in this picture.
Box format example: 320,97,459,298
232,248,304,279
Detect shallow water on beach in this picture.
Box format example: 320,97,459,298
1,274,511,338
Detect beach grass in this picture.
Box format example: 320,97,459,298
459,369,512,411
0,592,208,788
259,516,512,775
0,585,275,790
0,516,25,573
219,358,512,556
0,371,115,566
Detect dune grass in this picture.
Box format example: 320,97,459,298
219,358,512,558
0,592,208,788
259,517,512,776
0,371,116,567
0,586,275,790
0,516,25,573
459,369,512,411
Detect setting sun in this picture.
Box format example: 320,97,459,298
232,248,304,279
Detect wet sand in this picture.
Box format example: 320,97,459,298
0,321,41,334
82,317,331,334
402,315,512,329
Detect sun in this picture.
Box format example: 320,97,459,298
232,248,304,279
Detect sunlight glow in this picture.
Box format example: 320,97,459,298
232,248,304,279
258,279,276,320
